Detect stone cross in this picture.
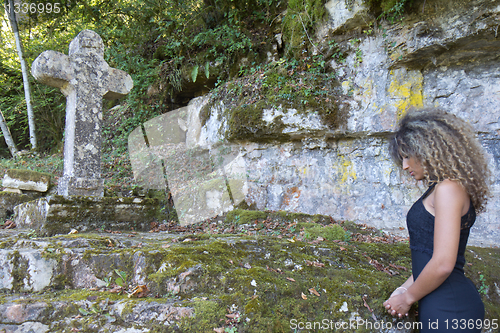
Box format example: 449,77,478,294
31,30,133,196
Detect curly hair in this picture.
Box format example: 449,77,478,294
389,108,491,213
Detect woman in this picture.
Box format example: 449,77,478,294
383,108,490,332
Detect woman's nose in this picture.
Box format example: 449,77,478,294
402,158,409,170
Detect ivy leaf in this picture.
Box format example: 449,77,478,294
79,307,90,316
205,62,210,79
191,65,199,82
115,277,124,287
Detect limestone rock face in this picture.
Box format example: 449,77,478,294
324,0,372,34
2,169,51,192
128,0,500,247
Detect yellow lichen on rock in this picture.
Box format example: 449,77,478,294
337,156,357,184
388,68,424,118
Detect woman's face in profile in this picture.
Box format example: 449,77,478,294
402,156,424,181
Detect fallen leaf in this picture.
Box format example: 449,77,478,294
286,277,296,282
128,285,149,298
369,259,384,271
339,246,347,251
301,292,307,300
363,295,378,321
161,244,171,248
226,313,238,319
213,328,225,333
389,263,407,271
109,285,124,294
6,221,16,229
362,295,372,312
308,288,320,297
305,260,325,267
68,229,78,234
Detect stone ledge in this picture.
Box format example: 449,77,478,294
2,169,51,193
13,195,163,236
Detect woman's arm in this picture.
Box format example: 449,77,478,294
388,275,414,299
384,180,467,317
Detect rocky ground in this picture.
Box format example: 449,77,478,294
1,210,499,333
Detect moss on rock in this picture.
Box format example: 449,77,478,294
225,209,269,225
4,168,52,184
1,210,499,332
200,57,344,143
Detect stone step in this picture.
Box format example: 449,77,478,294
1,228,498,332
0,293,192,333
13,195,164,237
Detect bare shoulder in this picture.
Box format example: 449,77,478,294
434,179,469,208
435,179,467,195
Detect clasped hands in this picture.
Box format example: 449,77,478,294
383,287,411,318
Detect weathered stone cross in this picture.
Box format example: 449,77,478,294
32,30,133,196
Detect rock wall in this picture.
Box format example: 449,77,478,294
131,0,500,247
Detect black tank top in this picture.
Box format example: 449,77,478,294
406,183,476,272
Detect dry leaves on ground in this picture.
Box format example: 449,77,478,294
128,285,149,298
0,220,16,229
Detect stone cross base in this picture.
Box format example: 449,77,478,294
13,196,164,236
57,177,105,197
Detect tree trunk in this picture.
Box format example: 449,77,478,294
6,0,37,150
0,108,18,157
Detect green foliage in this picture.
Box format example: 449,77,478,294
190,24,253,64
1,0,286,157
478,274,488,295
282,0,327,58
203,54,342,142
114,269,127,287
365,0,411,22
0,150,63,182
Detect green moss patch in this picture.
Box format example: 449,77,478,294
160,234,414,332
5,168,52,184
225,209,269,225
201,57,343,143
302,223,346,241
1,209,499,332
